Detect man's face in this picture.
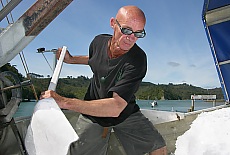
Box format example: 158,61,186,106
112,17,145,51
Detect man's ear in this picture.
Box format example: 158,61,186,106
110,17,115,29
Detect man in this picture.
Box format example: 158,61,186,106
40,5,167,155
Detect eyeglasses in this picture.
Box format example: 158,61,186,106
115,19,146,38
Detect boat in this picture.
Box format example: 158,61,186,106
151,100,158,107
1,0,230,154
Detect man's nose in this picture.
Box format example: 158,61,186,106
129,33,137,41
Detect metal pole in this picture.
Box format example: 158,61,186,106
53,50,57,72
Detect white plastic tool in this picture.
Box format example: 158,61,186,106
25,46,79,155
48,46,67,91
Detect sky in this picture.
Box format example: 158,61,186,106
1,0,221,89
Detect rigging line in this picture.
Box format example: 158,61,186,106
19,52,39,101
2,0,38,102
7,2,39,102
0,0,10,24
6,0,39,101
6,0,14,23
41,52,53,71
20,51,29,73
19,53,29,73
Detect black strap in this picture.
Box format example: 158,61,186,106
10,119,28,155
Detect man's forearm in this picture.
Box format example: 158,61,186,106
66,55,89,65
58,93,127,117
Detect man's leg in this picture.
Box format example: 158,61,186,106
68,114,111,155
114,111,166,155
149,146,167,155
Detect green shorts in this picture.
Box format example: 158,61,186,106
67,111,166,155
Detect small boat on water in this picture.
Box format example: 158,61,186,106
151,100,158,107
1,0,230,154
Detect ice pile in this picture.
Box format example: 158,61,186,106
175,107,230,155
25,98,79,155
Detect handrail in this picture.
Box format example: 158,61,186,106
185,104,230,116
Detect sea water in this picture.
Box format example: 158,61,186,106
14,100,224,118
137,99,224,112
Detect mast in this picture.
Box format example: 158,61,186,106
0,0,73,67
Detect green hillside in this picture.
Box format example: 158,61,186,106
0,63,224,101
26,77,225,101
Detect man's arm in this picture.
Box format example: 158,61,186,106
40,91,127,117
66,55,89,65
56,47,89,65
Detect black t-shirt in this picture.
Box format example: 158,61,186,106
84,34,147,127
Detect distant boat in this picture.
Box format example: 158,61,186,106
151,100,158,107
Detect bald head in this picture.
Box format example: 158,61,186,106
116,6,146,25
109,5,146,54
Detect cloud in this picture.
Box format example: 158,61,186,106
168,61,180,67
190,64,196,68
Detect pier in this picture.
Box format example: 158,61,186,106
189,95,216,112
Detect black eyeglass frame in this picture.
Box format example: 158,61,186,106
115,19,146,38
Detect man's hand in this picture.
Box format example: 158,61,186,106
40,90,53,99
56,47,72,63
40,90,66,109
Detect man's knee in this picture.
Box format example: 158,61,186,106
149,146,167,155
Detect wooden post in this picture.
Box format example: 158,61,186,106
191,99,195,111
213,100,216,107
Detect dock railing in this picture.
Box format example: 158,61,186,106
189,94,217,112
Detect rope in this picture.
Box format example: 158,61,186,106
19,52,39,101
0,0,13,24
6,0,14,23
0,0,9,23
41,52,53,71
0,0,39,101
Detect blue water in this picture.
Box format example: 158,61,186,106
137,100,224,112
14,100,224,118
15,101,37,118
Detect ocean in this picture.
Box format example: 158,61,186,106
14,99,225,118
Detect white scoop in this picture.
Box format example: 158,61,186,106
25,46,79,155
